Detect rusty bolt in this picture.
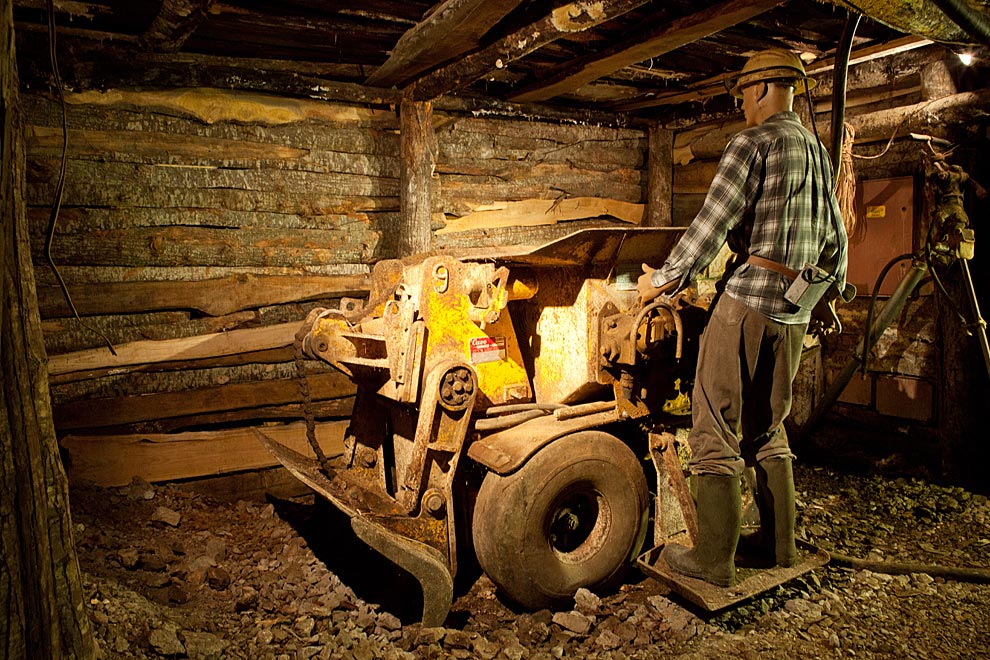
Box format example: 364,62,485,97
424,491,445,517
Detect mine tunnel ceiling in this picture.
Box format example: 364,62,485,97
12,0,990,122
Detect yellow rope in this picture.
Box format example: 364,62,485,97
835,122,858,239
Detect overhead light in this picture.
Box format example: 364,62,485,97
958,52,974,66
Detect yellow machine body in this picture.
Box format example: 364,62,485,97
260,228,699,626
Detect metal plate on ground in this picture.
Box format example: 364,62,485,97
636,541,830,612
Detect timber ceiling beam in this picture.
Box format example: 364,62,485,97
611,35,935,112
406,0,654,102
141,0,216,52
14,0,112,20
509,0,786,103
366,0,525,88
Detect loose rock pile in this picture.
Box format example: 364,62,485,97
72,463,990,660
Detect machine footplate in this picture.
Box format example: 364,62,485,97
637,541,829,612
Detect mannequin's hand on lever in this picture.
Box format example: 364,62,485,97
637,263,677,305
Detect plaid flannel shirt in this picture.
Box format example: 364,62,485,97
651,110,848,324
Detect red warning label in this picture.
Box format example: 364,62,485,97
470,336,504,364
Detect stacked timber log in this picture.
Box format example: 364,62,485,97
433,116,648,249
24,88,395,486
23,88,651,488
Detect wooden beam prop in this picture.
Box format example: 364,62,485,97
61,421,348,486
61,88,396,127
47,347,295,386
2,1,95,652
53,372,355,430
367,0,524,87
14,0,111,20
13,21,138,45
806,35,935,74
140,0,215,52
511,0,785,103
407,0,653,101
36,273,371,318
26,124,310,162
645,125,673,227
32,226,380,268
436,197,643,234
136,399,354,435
398,100,435,256
47,321,301,376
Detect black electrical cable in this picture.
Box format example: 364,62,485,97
860,253,915,376
45,0,117,356
830,11,861,176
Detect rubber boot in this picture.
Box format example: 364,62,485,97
738,457,797,567
660,474,741,587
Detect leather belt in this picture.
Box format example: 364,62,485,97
746,254,799,280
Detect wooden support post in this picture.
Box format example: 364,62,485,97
1,0,94,654
645,125,674,227
398,100,435,257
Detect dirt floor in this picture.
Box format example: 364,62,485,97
72,426,990,660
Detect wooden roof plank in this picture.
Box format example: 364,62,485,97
611,35,934,112
366,0,525,87
509,0,786,103
407,0,654,101
141,0,215,52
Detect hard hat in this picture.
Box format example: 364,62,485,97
726,49,817,98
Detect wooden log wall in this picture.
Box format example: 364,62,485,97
24,87,399,486
432,116,649,249
24,86,657,487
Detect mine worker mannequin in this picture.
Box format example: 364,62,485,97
654,49,822,586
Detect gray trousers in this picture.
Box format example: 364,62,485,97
687,294,806,477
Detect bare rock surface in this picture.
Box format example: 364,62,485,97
71,463,990,659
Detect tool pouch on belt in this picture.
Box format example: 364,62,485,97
746,255,835,310
784,263,836,310
746,255,855,337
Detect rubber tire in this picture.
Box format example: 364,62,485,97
471,431,649,610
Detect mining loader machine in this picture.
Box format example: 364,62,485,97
257,228,826,625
